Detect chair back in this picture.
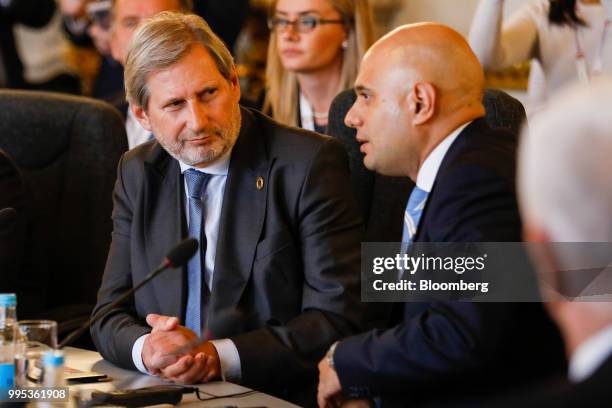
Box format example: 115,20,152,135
0,90,128,317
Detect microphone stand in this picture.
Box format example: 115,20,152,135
58,259,174,349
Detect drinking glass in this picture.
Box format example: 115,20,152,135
14,320,57,385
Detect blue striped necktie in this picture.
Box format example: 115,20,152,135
402,186,429,246
184,169,212,336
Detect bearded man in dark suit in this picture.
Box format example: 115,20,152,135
91,12,363,404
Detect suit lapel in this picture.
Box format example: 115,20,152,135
207,108,270,336
413,118,485,242
143,144,185,319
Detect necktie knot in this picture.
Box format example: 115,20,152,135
184,169,211,200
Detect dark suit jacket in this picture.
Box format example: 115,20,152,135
90,108,363,398
333,118,565,404
0,0,56,88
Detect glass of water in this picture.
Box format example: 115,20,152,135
14,320,57,385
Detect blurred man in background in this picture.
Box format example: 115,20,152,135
108,0,192,148
61,0,125,107
491,79,612,407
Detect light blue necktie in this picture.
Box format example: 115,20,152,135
184,169,212,337
401,186,429,246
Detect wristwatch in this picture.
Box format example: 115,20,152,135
325,341,339,370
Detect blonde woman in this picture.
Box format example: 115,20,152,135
264,0,374,133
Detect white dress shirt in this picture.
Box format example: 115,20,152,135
415,122,471,192
568,323,612,383
131,147,242,382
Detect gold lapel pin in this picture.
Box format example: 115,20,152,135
256,176,265,190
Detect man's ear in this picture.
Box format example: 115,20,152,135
524,223,562,301
132,104,152,132
408,82,436,126
229,67,241,101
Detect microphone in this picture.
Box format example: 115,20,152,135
58,238,199,349
165,238,199,269
0,207,17,230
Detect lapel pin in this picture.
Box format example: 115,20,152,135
256,176,264,190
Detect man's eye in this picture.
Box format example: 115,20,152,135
165,100,183,110
123,18,138,29
199,88,218,100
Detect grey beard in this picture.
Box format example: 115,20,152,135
164,107,242,167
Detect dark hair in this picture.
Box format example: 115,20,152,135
548,0,586,26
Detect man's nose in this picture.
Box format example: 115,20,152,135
187,101,209,133
344,103,362,129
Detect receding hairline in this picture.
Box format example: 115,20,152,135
124,11,235,110
148,44,233,103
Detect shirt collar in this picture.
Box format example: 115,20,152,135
415,121,471,192
568,323,612,383
178,147,232,176
299,92,315,132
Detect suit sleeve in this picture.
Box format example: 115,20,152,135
90,154,151,370
334,164,522,397
230,138,364,391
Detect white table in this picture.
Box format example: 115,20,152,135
63,347,300,407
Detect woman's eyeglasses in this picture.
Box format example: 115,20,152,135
267,15,346,33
